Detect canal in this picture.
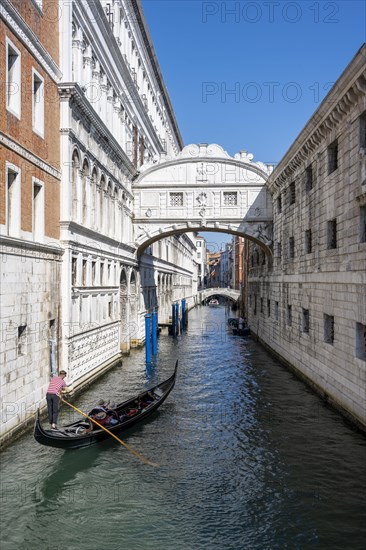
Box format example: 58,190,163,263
1,305,366,550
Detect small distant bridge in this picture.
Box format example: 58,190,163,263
199,288,241,303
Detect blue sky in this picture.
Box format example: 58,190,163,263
142,0,366,248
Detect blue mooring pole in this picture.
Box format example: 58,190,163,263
152,309,158,355
145,313,151,363
176,302,180,335
181,299,186,331
171,303,175,336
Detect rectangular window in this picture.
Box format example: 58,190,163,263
108,299,113,318
277,194,282,213
327,219,337,249
324,314,334,344
305,165,313,192
196,241,202,247
71,257,77,286
32,179,44,241
32,69,44,137
360,205,366,243
6,38,21,118
17,325,27,356
6,164,21,237
267,299,271,318
287,305,292,327
328,140,338,174
100,262,104,285
305,229,312,254
277,241,282,259
289,236,295,259
223,192,238,206
302,308,310,334
254,295,257,315
275,301,279,321
289,182,296,205
356,322,366,361
260,297,264,314
82,259,87,286
360,111,366,149
170,192,183,207
92,261,96,285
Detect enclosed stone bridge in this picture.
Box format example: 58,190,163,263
132,144,274,254
199,288,241,303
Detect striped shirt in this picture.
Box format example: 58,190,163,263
47,376,66,395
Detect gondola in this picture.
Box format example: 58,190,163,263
34,361,178,450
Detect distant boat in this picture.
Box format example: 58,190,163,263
208,299,220,307
34,361,178,450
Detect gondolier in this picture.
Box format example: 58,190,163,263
35,361,178,449
46,370,69,429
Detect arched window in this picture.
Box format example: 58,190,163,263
91,167,98,228
72,149,80,221
82,158,90,225
99,175,105,232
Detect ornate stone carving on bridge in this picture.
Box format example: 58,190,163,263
133,144,274,254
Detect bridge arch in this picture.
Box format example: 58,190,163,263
132,144,274,255
199,288,241,303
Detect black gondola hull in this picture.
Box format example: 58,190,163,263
34,361,178,450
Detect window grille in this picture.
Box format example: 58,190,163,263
302,308,310,333
289,182,296,205
305,229,312,254
277,194,282,213
289,236,295,259
287,305,292,326
223,192,237,206
360,111,366,149
277,242,282,259
356,322,366,361
327,219,337,249
170,192,183,207
328,140,338,174
305,165,313,192
324,314,334,344
17,325,27,356
275,301,279,321
360,206,366,243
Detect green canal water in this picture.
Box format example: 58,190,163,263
1,306,366,550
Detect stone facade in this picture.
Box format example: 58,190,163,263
0,0,62,442
58,0,196,385
247,45,366,429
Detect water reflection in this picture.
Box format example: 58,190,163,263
0,305,365,550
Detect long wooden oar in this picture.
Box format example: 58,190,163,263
60,397,159,467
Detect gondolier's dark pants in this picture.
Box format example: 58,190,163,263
46,393,60,425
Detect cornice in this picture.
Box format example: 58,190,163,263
76,1,168,154
131,0,184,150
0,235,64,257
268,45,366,192
135,157,269,185
61,221,137,254
59,83,137,180
0,0,61,82
0,131,61,180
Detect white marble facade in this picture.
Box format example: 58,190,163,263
58,0,195,386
